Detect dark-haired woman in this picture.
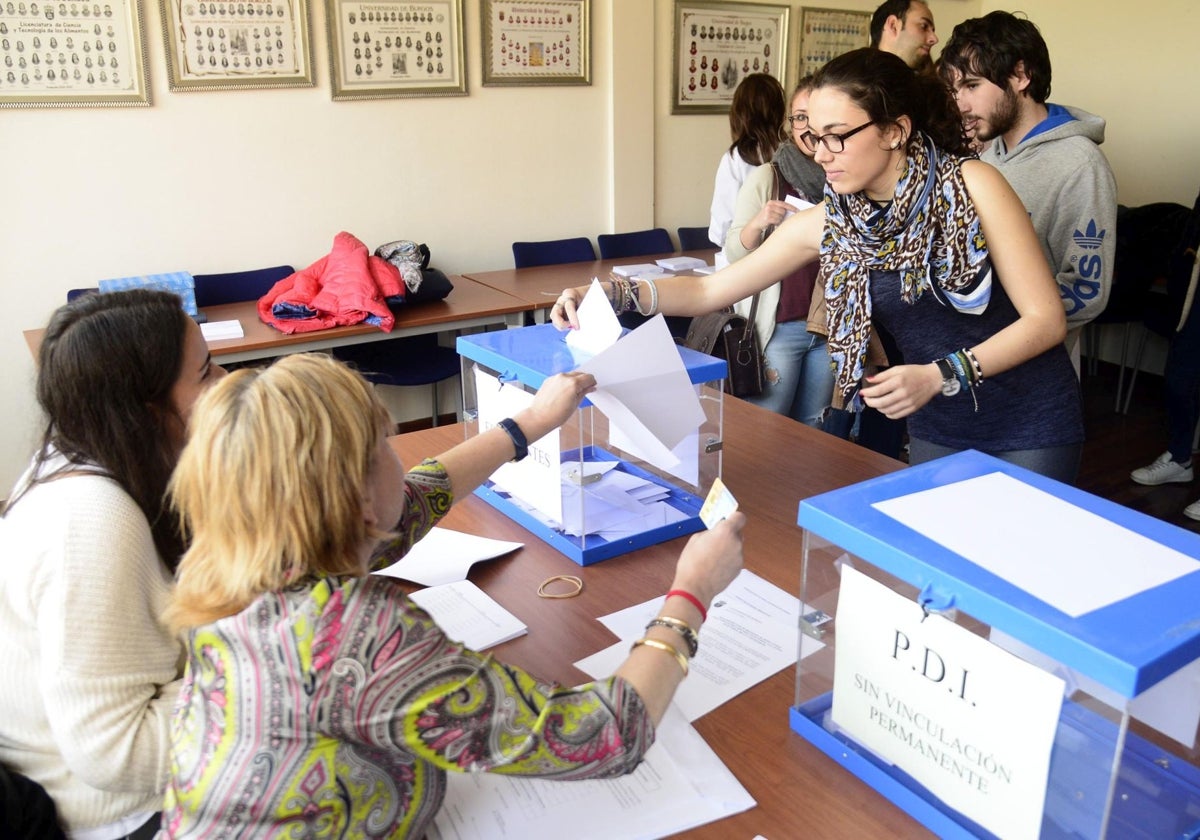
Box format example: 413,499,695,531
556,49,1082,482
707,72,786,254
0,289,225,839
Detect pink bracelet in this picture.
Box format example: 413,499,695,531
665,589,707,623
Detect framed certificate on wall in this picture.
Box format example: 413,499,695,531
0,0,151,108
481,0,589,86
325,0,464,100
672,0,788,115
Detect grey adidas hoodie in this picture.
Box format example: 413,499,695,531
981,104,1118,330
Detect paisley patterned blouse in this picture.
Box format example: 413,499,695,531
161,460,653,838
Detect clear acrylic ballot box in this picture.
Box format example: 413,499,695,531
791,450,1200,840
457,323,726,565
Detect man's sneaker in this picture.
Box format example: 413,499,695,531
1131,452,1194,485
1185,498,1200,521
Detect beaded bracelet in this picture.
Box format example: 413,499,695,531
962,347,984,382
631,637,689,676
609,275,640,314
646,616,699,657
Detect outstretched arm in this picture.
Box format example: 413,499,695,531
435,371,597,497
551,205,825,328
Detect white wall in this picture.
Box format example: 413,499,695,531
3,0,1197,492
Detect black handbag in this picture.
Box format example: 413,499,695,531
681,293,764,398
681,163,787,398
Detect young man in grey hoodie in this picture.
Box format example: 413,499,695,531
939,12,1117,367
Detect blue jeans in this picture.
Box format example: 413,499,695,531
908,437,1082,484
1166,300,1200,463
745,321,836,429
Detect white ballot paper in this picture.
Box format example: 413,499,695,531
565,278,623,356
872,472,1200,617
372,527,523,587
577,314,706,462
428,705,755,840
577,570,811,721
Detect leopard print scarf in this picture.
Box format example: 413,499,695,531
819,133,991,405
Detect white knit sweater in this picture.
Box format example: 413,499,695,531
0,461,183,834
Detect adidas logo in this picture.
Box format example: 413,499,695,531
1073,220,1106,250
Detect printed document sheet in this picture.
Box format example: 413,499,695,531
428,706,754,839
577,570,813,721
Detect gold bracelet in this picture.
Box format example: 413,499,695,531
630,637,689,677
646,616,699,658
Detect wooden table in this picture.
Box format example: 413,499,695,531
388,395,933,838
463,249,719,323
23,275,536,365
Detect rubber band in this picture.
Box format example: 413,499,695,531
537,574,583,599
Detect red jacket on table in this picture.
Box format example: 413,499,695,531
258,231,405,333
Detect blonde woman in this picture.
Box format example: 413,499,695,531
160,354,744,838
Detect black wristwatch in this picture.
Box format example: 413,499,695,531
497,417,529,461
935,358,961,397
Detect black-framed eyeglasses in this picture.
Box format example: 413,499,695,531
799,119,878,153
786,113,808,130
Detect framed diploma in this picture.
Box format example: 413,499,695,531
672,0,788,115
481,0,588,86
0,0,151,108
325,0,464,100
160,0,314,90
798,6,869,77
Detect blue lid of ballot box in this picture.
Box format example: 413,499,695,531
456,322,727,398
798,450,1200,699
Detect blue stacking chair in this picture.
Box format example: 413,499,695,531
677,226,714,251
512,237,596,269
596,228,673,260
333,331,461,428
192,265,294,307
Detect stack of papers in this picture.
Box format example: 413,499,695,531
655,256,708,272
611,263,669,278
200,319,244,341
430,706,754,839
408,580,526,651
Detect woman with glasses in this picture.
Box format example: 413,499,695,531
723,76,849,436
555,48,1082,482
706,72,786,255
